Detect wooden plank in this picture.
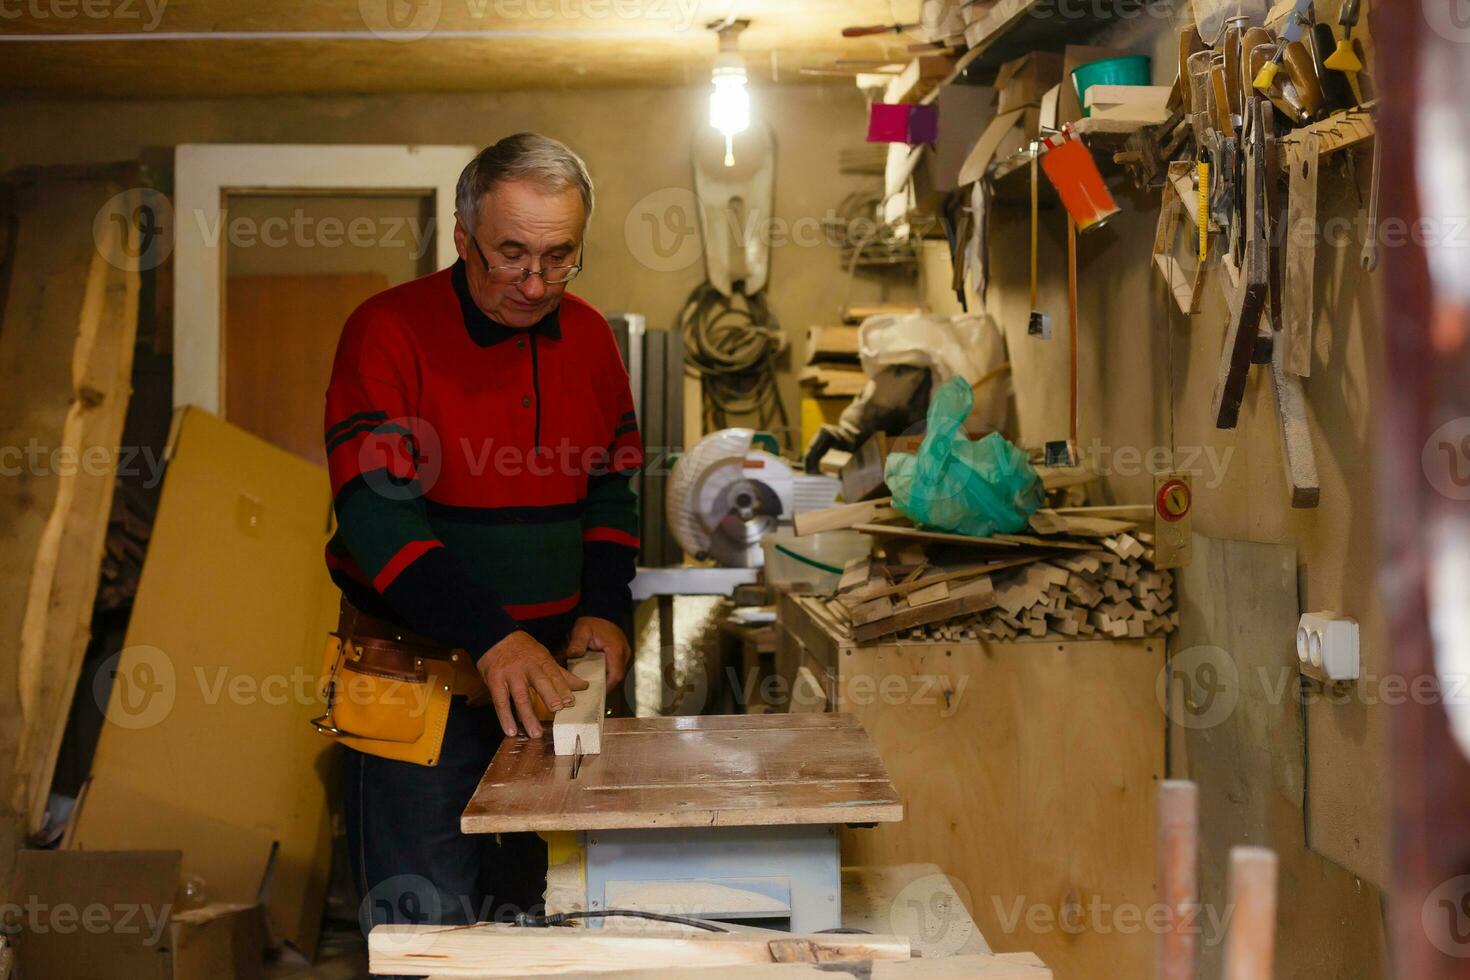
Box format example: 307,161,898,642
1277,104,1375,157
462,714,903,834
425,953,1052,978
0,168,141,842
906,580,951,606
794,497,894,536
851,595,896,626
804,324,860,364
798,365,867,398
848,557,1043,602
1269,325,1321,507
1282,136,1319,378
852,577,996,642
1053,505,1153,521
883,54,956,105
371,924,909,977
553,651,606,756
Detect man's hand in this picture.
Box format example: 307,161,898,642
568,616,631,688
477,631,588,738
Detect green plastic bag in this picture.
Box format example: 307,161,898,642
884,376,1044,537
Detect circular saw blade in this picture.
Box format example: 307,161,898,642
667,430,793,567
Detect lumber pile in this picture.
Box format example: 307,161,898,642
832,548,1176,643
795,497,1177,643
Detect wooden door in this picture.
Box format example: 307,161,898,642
224,273,387,467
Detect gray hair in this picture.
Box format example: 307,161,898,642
455,133,594,230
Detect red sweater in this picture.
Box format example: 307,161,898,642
323,260,642,654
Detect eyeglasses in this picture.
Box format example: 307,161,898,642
469,234,583,285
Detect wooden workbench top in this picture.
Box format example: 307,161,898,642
461,713,903,834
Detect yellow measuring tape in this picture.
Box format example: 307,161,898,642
1197,161,1209,262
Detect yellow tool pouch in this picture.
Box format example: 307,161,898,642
311,607,485,766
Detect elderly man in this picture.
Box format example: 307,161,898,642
319,133,641,928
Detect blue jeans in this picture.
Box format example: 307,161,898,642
344,697,547,934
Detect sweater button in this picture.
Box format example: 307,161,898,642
522,395,531,408
516,338,526,350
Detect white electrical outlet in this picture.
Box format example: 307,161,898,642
1296,611,1360,683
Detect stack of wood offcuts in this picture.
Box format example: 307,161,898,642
796,494,1178,644
799,323,867,397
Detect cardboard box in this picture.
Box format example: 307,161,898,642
169,904,267,980
934,83,998,191
995,52,1064,113
957,106,1041,186
12,850,179,980
1058,44,1134,125
1085,84,1172,123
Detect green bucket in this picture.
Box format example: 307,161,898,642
1071,55,1152,116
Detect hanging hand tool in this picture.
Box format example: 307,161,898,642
1309,21,1355,110
1222,15,1250,126
1177,26,1205,114
1360,134,1380,272
1282,38,1324,119
842,21,919,37
1211,96,1270,430
1246,31,1306,124
1028,142,1051,339
1323,0,1363,72
1252,0,1312,95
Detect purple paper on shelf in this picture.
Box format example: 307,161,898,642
906,103,939,144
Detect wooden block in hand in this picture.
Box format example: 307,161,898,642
553,651,606,756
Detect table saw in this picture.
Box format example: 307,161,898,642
459,713,902,932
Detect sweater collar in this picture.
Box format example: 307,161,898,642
451,258,562,347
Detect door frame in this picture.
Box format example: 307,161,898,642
172,143,474,413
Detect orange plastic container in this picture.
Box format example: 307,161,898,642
1040,138,1120,231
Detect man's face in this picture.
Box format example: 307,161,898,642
454,180,585,329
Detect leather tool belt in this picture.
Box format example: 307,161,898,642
311,600,487,766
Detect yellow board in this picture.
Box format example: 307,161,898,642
800,395,848,450
69,407,338,957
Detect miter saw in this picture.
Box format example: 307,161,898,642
667,429,840,568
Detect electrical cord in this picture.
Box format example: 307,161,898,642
513,909,730,932
677,281,792,449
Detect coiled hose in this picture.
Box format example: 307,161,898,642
677,282,791,450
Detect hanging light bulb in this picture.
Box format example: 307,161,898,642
708,21,750,167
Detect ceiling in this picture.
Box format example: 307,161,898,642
0,0,922,99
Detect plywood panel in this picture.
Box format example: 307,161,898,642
225,272,386,466
462,714,903,833
1171,534,1386,978
835,638,1163,980
69,408,338,957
